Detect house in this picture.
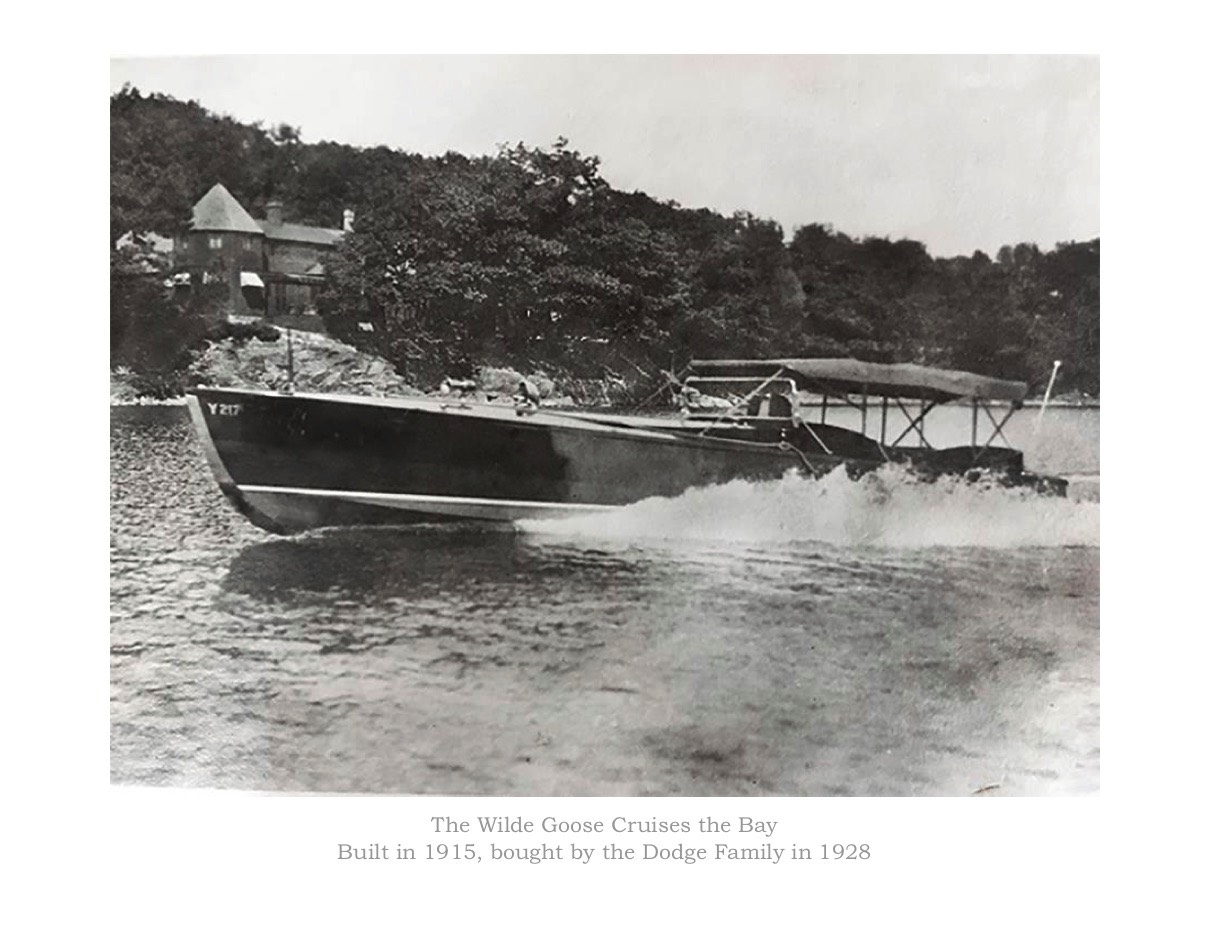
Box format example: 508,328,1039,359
174,183,350,317
114,230,176,280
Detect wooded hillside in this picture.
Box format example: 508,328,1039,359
111,86,1099,397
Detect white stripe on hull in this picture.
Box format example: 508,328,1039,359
238,484,619,522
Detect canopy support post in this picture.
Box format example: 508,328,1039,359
972,400,1015,464
799,421,833,455
890,399,937,448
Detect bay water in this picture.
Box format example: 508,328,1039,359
110,403,1098,794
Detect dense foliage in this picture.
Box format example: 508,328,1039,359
111,235,280,397
112,86,1099,396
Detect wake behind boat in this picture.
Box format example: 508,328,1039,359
187,357,1066,534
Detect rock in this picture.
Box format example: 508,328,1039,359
476,366,525,395
190,331,420,398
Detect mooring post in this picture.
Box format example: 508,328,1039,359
285,324,295,394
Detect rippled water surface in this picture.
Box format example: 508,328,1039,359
111,405,1099,795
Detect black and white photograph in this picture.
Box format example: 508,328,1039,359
109,54,1099,797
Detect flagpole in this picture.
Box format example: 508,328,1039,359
1033,360,1061,438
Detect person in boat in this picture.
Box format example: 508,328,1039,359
514,378,542,412
746,391,794,419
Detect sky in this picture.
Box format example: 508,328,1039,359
110,55,1098,257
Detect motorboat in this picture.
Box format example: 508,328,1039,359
187,357,1066,534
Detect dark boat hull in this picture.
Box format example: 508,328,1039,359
188,387,1066,534
187,388,828,533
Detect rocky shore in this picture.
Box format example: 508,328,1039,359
109,328,638,408
110,326,1098,409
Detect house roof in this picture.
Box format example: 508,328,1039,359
190,183,345,245
116,230,175,253
257,219,344,246
190,183,263,234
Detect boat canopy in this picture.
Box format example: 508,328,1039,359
687,358,1028,403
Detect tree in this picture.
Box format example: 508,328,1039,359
111,87,1101,396
110,240,220,397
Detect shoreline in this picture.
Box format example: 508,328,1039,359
114,327,1100,409
109,395,1101,409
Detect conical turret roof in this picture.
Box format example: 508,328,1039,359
190,183,263,234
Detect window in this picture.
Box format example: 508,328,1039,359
209,235,223,249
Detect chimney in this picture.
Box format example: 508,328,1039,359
343,209,355,232
265,201,283,227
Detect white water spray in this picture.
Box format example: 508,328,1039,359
519,465,1099,549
